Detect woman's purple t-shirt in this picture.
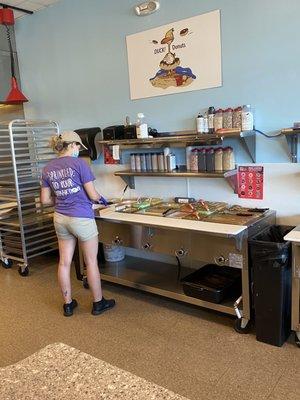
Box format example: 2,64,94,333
41,156,95,218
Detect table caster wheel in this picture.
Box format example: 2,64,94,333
2,258,12,269
18,266,29,277
234,318,251,334
295,332,300,348
83,277,89,289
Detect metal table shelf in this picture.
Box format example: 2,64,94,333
100,256,238,316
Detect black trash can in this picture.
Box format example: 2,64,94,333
249,225,294,347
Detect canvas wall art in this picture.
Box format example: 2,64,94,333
126,10,222,100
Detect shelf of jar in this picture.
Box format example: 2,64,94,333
114,167,238,192
98,129,256,163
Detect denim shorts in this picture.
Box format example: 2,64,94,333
54,212,98,242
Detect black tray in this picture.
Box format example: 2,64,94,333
181,264,241,304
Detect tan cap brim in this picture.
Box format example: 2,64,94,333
60,131,88,150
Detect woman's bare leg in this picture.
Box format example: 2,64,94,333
80,236,102,302
57,237,77,304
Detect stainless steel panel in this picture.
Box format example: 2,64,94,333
190,232,243,265
140,226,190,256
98,220,139,247
247,211,276,238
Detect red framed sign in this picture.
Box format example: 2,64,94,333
238,166,264,200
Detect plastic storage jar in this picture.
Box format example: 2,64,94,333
214,148,223,171
223,147,235,171
190,149,198,172
223,108,233,129
198,148,207,172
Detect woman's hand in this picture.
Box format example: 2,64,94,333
98,196,108,206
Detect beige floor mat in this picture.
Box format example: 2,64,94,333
0,343,190,400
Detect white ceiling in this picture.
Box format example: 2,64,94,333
0,1,60,19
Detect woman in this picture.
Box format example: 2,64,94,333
41,131,115,317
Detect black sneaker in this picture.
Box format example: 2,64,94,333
63,299,78,317
92,297,115,315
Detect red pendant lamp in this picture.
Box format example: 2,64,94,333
0,7,28,104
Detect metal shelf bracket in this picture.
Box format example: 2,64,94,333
281,129,300,163
223,170,238,194
240,132,256,162
285,134,298,163
119,174,135,189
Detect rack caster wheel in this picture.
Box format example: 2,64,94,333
18,266,29,277
234,318,251,334
2,258,13,269
295,333,300,348
83,277,89,289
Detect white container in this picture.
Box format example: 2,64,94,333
103,244,125,262
166,154,176,171
164,147,170,170
171,154,176,170
242,105,254,131
196,114,204,134
136,113,148,139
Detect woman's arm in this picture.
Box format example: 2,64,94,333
40,187,54,206
83,181,102,202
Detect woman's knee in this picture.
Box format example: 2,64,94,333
58,258,72,269
84,256,98,268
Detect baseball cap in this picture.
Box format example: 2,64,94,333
60,131,87,150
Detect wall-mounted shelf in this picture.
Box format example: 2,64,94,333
98,130,256,162
281,128,300,163
114,168,238,192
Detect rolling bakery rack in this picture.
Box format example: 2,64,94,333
0,120,59,276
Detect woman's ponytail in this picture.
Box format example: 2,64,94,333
50,135,66,153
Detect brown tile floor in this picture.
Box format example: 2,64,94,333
0,255,299,400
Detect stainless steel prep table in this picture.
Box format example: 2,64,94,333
77,208,275,332
284,228,300,347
